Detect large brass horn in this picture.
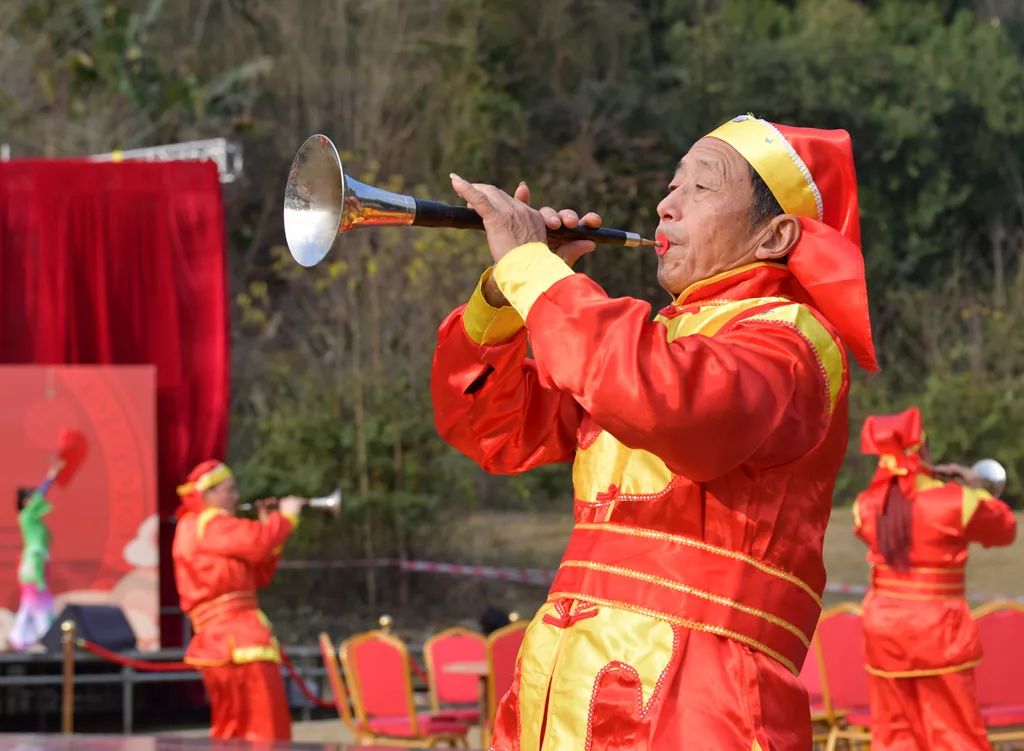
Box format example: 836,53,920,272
283,134,655,267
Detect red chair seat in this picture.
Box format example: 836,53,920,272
982,703,1024,727
366,712,468,738
433,706,481,724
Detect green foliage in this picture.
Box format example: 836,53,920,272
1,0,1022,537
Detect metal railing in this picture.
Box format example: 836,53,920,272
0,622,327,735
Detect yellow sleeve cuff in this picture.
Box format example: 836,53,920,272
493,242,574,321
281,511,300,528
462,268,525,345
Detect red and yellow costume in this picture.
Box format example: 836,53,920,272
171,460,298,741
854,408,1016,750
432,116,877,749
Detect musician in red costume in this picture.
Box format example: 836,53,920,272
432,115,878,750
172,460,303,741
854,407,1016,750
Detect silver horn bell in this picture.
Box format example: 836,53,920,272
971,459,1007,497
284,135,416,267
307,487,344,516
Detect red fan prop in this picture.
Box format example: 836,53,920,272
54,428,87,487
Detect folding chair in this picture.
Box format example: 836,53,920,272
973,600,1024,746
317,632,360,735
799,632,841,747
340,628,470,748
817,603,871,751
483,620,527,750
423,626,486,725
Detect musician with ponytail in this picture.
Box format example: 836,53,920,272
854,407,1017,750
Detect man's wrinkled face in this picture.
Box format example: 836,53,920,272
655,137,763,296
203,476,239,513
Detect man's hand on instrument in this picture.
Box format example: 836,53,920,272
450,174,546,265
453,178,602,307
278,495,305,518
253,498,275,523
931,463,985,489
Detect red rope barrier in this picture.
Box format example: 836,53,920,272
409,657,430,684
77,639,193,672
75,639,403,712
279,647,334,709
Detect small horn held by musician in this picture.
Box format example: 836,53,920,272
432,115,877,749
171,460,305,742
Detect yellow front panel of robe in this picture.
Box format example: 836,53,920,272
517,601,676,751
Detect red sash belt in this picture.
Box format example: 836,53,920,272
871,565,965,599
548,523,822,675
189,591,259,633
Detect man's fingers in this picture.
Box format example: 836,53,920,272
540,206,561,229
452,174,516,219
450,174,495,217
514,181,531,205
541,207,589,230
472,183,517,212
556,240,597,268
581,211,603,228
558,209,580,228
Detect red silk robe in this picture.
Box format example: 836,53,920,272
432,245,851,751
854,474,1016,750
172,507,297,741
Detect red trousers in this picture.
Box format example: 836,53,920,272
200,661,292,741
868,669,990,751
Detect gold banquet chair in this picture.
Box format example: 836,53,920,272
816,603,872,751
973,600,1024,747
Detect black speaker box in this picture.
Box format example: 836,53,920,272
41,604,137,652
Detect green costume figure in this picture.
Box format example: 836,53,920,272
9,459,62,651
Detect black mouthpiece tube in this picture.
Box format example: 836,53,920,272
413,198,651,247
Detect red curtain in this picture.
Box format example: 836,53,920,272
0,160,230,646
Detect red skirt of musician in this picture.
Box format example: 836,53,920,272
200,660,292,741
863,572,990,751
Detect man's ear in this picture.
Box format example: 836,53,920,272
753,214,802,261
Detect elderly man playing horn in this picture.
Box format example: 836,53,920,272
432,115,878,750
172,460,303,741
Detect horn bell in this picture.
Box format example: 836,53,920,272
307,487,343,517
283,135,416,267
971,459,1007,497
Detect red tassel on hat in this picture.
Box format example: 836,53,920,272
771,123,879,373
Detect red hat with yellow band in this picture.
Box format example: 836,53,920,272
707,115,878,373
175,460,233,518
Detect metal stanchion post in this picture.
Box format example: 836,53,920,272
61,620,76,735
